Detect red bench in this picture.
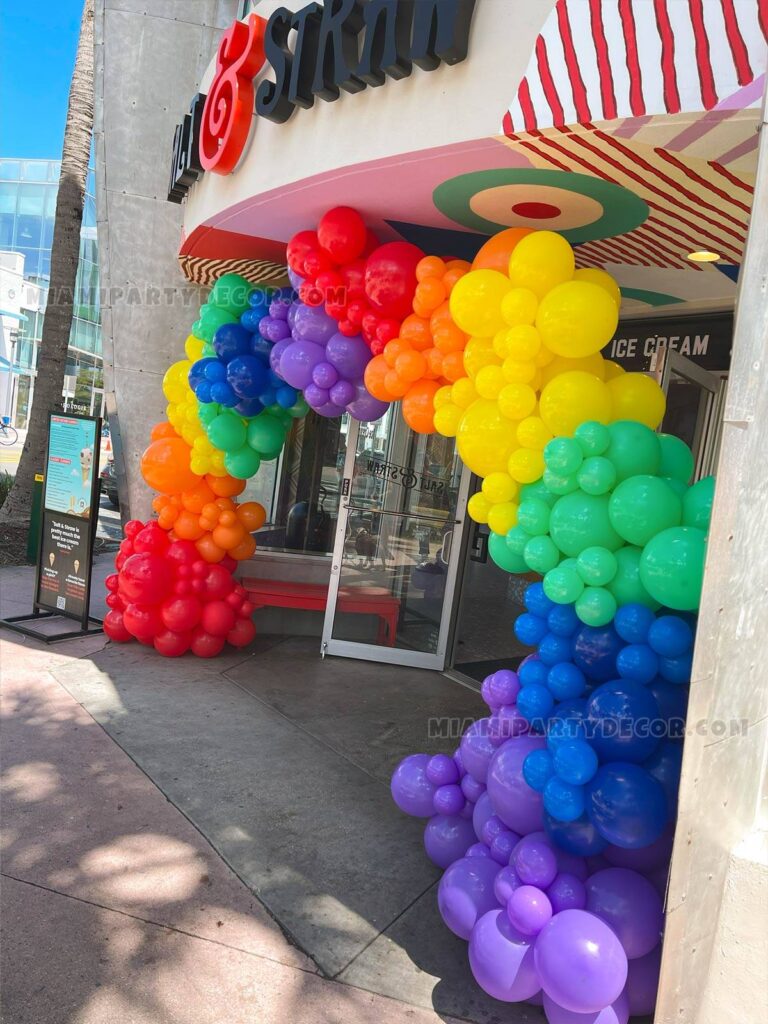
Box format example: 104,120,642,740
241,578,400,646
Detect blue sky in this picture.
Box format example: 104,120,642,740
1,1,85,159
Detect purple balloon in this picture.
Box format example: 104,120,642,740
585,867,664,959
427,753,460,787
487,734,547,835
469,910,541,1002
497,704,530,739
325,332,371,380
312,361,339,389
346,387,389,422
625,945,661,1016
647,863,670,897
494,865,523,905
472,791,495,841
547,872,587,913
507,885,552,935
286,300,300,329
461,719,497,785
603,825,674,872
329,379,356,407
481,675,502,710
555,850,589,881
259,316,291,343
268,297,290,320
304,383,330,409
423,813,476,869
291,302,338,345
433,784,465,817
461,774,486,804
466,842,492,858
490,830,519,865
314,400,346,418
488,669,521,706
390,754,436,817
534,910,628,1014
481,815,509,847
437,856,500,939
287,268,304,290
269,337,292,374
279,339,326,389
513,836,558,888
543,990,629,1024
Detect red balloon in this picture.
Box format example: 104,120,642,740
133,522,170,555
299,281,324,307
118,553,171,605
106,593,124,610
174,580,192,596
166,539,200,568
200,600,237,637
103,609,132,643
341,260,367,300
154,629,192,658
286,229,318,275
362,229,380,258
365,241,423,320
122,603,163,641
190,629,226,658
376,318,401,344
124,520,144,539
203,564,234,600
161,596,202,632
317,206,367,264
105,573,119,593
118,539,133,556
115,553,129,571
226,618,256,648
238,599,255,619
219,554,238,574
303,248,335,279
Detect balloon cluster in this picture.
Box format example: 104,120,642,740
286,206,424,349
103,519,256,657
274,300,388,421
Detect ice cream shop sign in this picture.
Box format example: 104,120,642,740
169,0,476,201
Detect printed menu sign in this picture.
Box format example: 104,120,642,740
44,415,98,517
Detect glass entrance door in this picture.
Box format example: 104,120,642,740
321,408,471,669
652,349,726,479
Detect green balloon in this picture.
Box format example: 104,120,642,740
576,586,617,627
224,446,262,479
663,476,688,498
198,305,236,343
191,319,204,338
640,526,706,610
208,412,247,452
489,531,528,573
683,475,714,531
609,475,682,546
201,342,216,357
197,401,220,426
543,565,585,604
577,455,616,496
524,535,560,574
658,433,694,483
246,413,286,459
607,546,659,609
543,469,579,495
506,526,532,556
209,273,253,316
520,479,559,508
605,421,661,482
577,546,618,585
287,396,310,419
574,420,610,455
544,437,583,476
550,492,623,558
517,498,551,536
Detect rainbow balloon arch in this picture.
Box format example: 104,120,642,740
104,208,712,1021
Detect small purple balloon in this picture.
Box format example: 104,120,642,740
481,815,509,847
314,400,346,418
486,734,547,835
269,337,292,374
287,268,304,290
268,297,290,320
625,945,661,1016
461,774,486,804
585,867,664,959
329,379,356,408
390,754,436,818
543,990,629,1024
472,791,495,841
555,849,589,881
513,837,558,888
494,865,523,905
490,830,519,865
497,704,530,739
346,386,388,422
260,316,291,343
461,719,497,785
481,674,502,710
438,855,500,939
291,302,337,345
427,753,460,787
325,332,371,380
423,813,476,869
312,361,339,389
304,383,330,409
279,339,326,389
466,842,492,858
469,910,541,1002
507,885,553,936
489,669,521,706
547,872,587,913
433,784,465,817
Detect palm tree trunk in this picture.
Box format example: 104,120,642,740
0,0,94,525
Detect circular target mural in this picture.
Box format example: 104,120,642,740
433,169,648,244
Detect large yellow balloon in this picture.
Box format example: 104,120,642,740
536,281,619,358
539,371,612,436
463,337,499,380
509,231,575,299
608,372,666,429
457,399,518,477
574,268,621,308
434,403,463,437
449,270,511,337
540,352,607,386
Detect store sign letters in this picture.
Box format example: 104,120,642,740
603,315,733,372
169,0,476,201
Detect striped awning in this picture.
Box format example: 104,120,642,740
178,254,289,289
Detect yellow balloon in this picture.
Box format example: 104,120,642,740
464,337,500,380
540,352,607,386
452,377,478,409
502,358,536,385
457,399,518,477
574,268,621,308
504,325,542,361
475,364,506,399
539,371,612,436
449,269,511,337
509,231,575,299
185,334,205,361
607,372,666,429
517,416,553,450
488,501,519,536
508,448,545,484
434,385,454,410
536,281,619,358
482,472,518,505
603,359,625,380
190,456,208,475
468,491,492,524
501,288,539,327
434,403,463,437
498,383,536,421
493,329,511,360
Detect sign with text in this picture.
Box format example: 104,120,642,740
602,313,733,372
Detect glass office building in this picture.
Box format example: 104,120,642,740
0,157,102,427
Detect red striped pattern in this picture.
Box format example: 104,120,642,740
653,0,681,113
589,0,618,120
689,0,719,109
556,1,591,122
618,0,646,115
721,0,753,84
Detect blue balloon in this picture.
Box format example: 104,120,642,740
276,385,298,409
519,658,549,688
614,603,655,644
523,749,554,792
573,624,623,682
616,643,659,685
525,582,555,618
249,291,271,311
547,701,588,750
547,662,587,701
644,741,683,818
545,811,608,856
213,322,252,361
587,680,661,763
239,308,264,332
554,739,598,786
517,683,555,723
194,380,213,404
547,604,580,637
189,357,216,390
258,387,277,407
234,397,264,417
203,359,227,383
648,614,693,658
648,678,688,739
658,651,693,685
538,632,573,667
586,762,668,849
249,334,273,357
210,380,237,406
544,776,585,822
227,355,269,399
515,613,549,647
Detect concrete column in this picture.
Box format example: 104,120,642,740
94,0,239,520
656,98,768,1022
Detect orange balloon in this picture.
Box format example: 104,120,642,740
201,502,220,522
237,502,266,531
402,380,441,433
207,474,246,498
442,351,466,382
472,227,534,274
228,534,257,561
364,355,392,402
157,506,178,530
174,510,206,541
415,278,447,312
212,522,247,550
396,350,427,383
152,495,167,514
426,348,445,378
433,319,466,355
400,315,432,351
215,497,234,511
416,255,446,281
218,510,237,527
181,480,215,513
196,535,226,563
384,370,410,398
150,421,178,441
141,436,199,494
383,338,411,369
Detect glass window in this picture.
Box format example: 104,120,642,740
16,214,42,247
48,162,61,182
17,248,39,275
0,160,20,180
17,183,45,216
22,161,48,182
0,213,13,247
0,182,16,214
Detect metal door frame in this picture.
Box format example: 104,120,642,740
320,416,473,669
